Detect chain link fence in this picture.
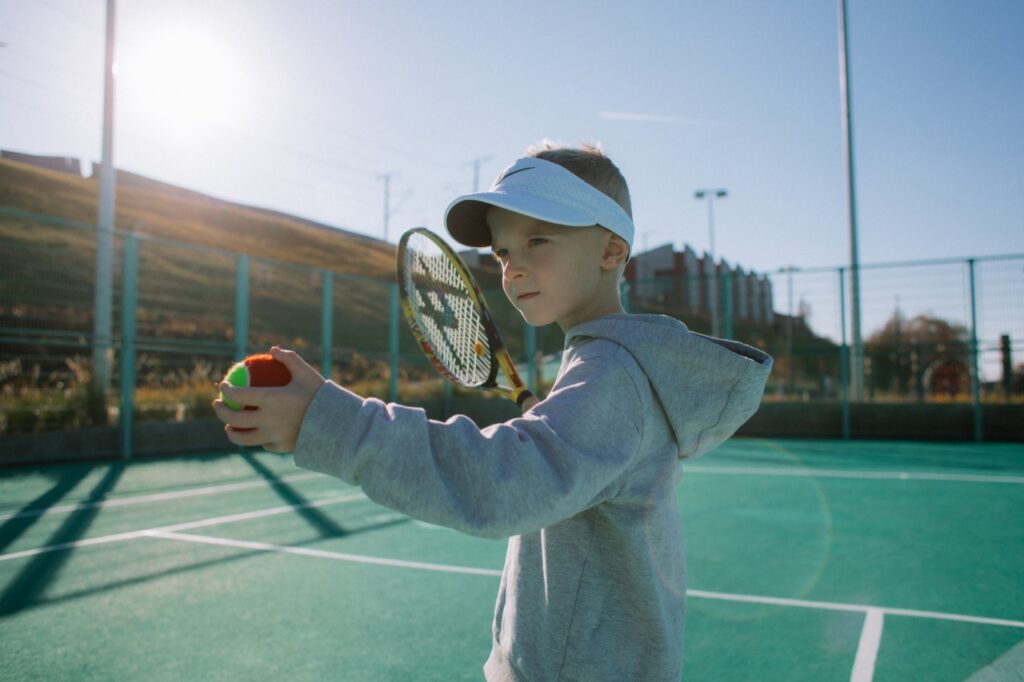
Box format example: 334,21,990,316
2,208,1022,461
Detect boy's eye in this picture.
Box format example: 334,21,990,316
528,238,548,247
491,250,507,262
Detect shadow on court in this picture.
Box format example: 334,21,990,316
241,451,348,538
18,512,412,615
0,463,125,617
0,466,92,554
0,453,410,617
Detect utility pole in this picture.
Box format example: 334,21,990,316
91,0,117,423
469,155,493,192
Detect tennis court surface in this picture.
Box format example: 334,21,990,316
2,438,1022,681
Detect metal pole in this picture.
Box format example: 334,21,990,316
967,259,983,441
379,173,391,241
524,323,537,394
470,155,493,192
722,269,733,340
91,0,117,422
119,233,137,459
234,255,249,360
321,270,333,379
708,197,719,337
838,267,851,439
389,283,399,402
838,0,864,401
786,267,795,396
695,189,726,337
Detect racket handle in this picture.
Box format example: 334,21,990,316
515,390,539,413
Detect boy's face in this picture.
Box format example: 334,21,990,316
486,206,625,331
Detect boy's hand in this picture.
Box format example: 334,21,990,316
212,347,326,454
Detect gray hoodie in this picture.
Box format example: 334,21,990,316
292,313,772,681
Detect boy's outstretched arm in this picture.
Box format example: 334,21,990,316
292,340,646,538
213,347,326,453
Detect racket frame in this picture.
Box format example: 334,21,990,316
397,227,535,407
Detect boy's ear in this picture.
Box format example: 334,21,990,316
601,234,630,271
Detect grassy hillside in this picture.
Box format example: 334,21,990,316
0,157,537,433
0,158,397,278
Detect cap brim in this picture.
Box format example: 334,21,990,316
445,192,597,247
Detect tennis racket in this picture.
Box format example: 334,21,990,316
396,227,537,412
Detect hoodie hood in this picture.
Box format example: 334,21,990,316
564,314,773,460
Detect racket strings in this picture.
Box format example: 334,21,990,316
402,237,491,385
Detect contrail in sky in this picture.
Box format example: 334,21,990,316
599,111,734,127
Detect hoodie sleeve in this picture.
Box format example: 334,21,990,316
292,339,644,538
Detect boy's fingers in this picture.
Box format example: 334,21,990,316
219,382,267,408
212,400,261,429
270,346,309,371
224,424,268,447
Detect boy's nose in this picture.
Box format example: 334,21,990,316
503,259,526,280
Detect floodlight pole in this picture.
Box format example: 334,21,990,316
839,0,864,401
695,189,727,337
91,0,117,423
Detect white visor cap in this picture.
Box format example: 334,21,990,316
444,157,634,251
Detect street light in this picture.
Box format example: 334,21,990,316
694,189,728,337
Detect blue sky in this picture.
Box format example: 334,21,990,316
2,0,1022,277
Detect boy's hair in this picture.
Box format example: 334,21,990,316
525,141,633,220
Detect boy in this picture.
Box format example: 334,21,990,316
215,142,773,680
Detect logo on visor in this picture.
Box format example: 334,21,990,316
496,166,535,184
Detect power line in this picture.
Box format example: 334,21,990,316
32,0,105,34
0,37,99,82
0,68,99,103
0,92,97,124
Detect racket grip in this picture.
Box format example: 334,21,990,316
516,390,539,413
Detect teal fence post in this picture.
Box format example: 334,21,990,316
234,254,249,360
722,270,733,339
967,259,983,441
525,323,537,394
119,233,138,460
389,283,399,403
321,270,333,380
838,267,851,439
443,378,453,418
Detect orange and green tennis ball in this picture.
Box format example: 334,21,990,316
221,353,292,411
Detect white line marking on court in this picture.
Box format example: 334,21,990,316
683,465,1024,485
146,530,503,577
0,472,324,522
686,590,1024,628
137,530,1024,632
6,494,1023,637
850,608,884,682
0,493,366,562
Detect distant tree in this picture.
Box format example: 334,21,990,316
865,312,969,398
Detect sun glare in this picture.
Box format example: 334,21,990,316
122,28,240,140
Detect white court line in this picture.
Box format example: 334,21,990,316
138,530,1024,632
683,465,1024,485
850,609,884,682
686,590,1024,629
0,492,366,562
146,530,503,577
0,472,324,522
